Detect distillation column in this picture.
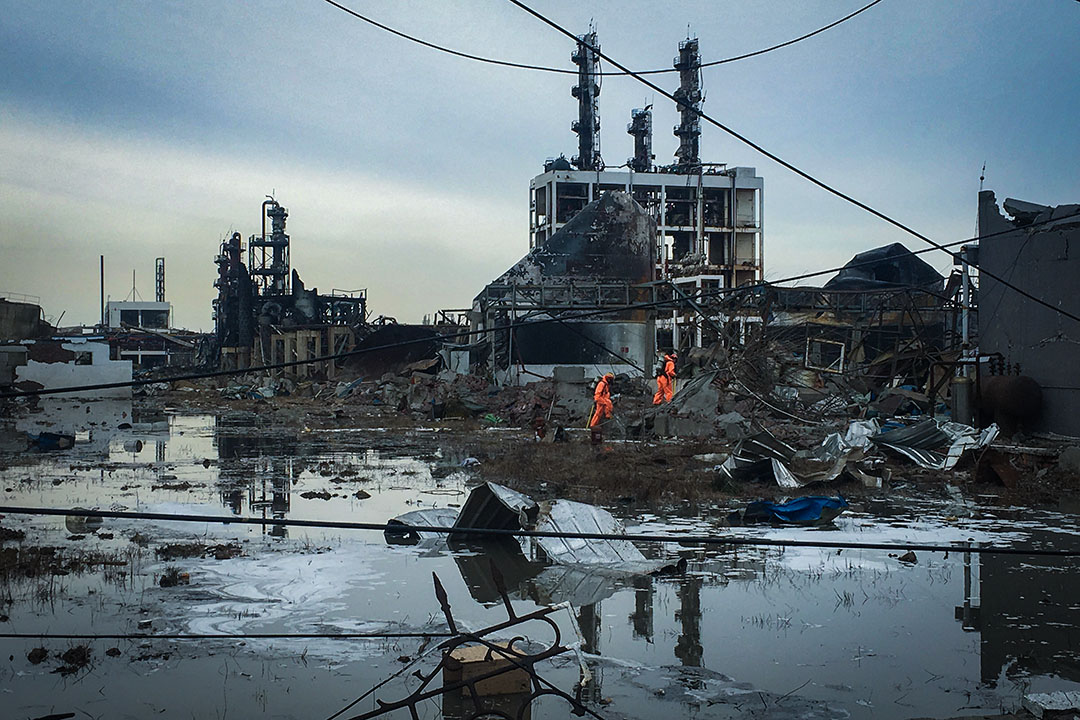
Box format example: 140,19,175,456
571,30,602,171
673,38,702,172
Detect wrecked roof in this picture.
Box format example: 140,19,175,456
824,243,944,291
384,507,459,545
871,419,998,471
483,190,655,291
452,482,537,536
535,499,670,573
386,483,673,574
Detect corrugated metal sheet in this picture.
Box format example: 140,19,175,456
872,419,998,470
535,500,670,573
384,508,459,546
452,482,537,536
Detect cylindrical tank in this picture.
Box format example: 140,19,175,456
951,376,974,426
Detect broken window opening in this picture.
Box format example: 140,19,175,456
140,309,170,329
555,183,588,224
805,337,846,374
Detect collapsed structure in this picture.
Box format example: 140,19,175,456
722,243,955,390
211,198,367,376
473,191,656,382
472,31,765,382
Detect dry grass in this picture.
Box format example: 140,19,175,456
155,542,244,561
0,545,141,605
471,435,734,506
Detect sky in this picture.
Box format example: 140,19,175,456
1,0,1077,331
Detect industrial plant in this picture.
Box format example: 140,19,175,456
2,8,1079,720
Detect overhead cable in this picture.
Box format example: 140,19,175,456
505,0,1080,326
0,631,451,641
2,506,1078,558
319,0,884,76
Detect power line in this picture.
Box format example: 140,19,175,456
319,0,884,76
505,0,1080,327
1,506,1077,558
697,0,885,71
0,632,450,641
3,211,1076,400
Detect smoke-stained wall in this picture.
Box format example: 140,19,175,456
977,190,1080,436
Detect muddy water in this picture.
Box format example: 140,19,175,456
1,403,1078,720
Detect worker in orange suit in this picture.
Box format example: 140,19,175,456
589,372,615,428
653,351,677,405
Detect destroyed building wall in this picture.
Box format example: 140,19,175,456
14,339,132,398
977,190,1080,437
475,190,656,381
0,298,50,341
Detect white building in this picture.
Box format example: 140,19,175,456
104,301,171,330
14,339,132,398
529,164,765,350
530,165,763,286
104,300,175,368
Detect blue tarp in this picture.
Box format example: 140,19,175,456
739,495,849,525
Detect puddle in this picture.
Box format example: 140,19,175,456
1,406,1078,719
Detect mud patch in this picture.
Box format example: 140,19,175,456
156,542,244,561
52,645,92,676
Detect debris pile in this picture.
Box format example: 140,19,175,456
388,481,677,576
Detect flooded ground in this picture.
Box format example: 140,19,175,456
1,400,1078,720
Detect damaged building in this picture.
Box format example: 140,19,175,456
977,191,1080,437
701,242,960,407
474,190,656,382
4,338,132,398
100,258,199,370
0,295,53,342
212,197,367,378
470,31,764,381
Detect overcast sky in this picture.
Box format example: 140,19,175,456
1,1,1077,330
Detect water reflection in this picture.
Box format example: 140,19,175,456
674,574,702,668
8,397,136,454
954,538,1080,683
442,526,1079,717
629,575,654,642
216,433,298,537
5,406,1080,720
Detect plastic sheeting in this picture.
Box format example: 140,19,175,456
738,496,850,525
